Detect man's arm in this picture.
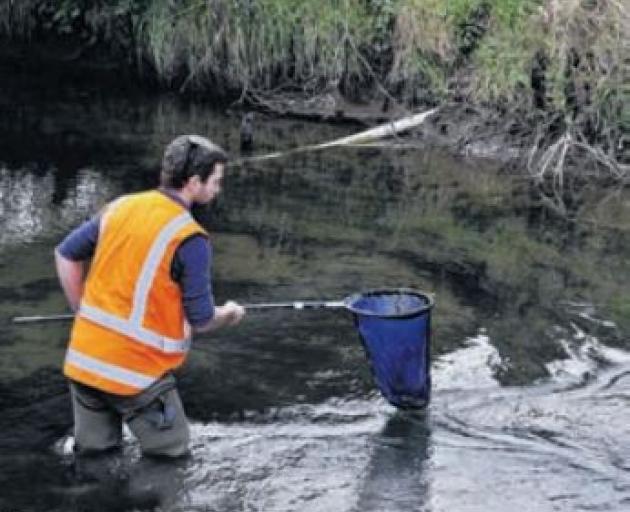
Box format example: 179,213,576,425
54,249,86,312
175,235,245,334
54,216,100,312
192,301,244,333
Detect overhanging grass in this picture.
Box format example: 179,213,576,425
1,0,626,159
137,0,376,93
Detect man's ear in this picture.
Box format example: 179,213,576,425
187,174,201,188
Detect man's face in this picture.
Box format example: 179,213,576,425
194,163,224,204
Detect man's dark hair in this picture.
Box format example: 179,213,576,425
161,135,228,189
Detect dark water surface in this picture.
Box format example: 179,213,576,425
1,72,630,512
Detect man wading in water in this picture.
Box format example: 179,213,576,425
55,135,245,457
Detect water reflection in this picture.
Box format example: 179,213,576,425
1,71,629,511
0,167,54,246
356,411,431,512
182,398,390,511
63,452,188,512
57,168,115,221
429,357,630,512
0,166,115,248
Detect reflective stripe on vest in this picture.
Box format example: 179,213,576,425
65,348,157,389
78,211,193,354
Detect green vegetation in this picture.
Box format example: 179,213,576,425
609,295,630,333
139,0,375,94
1,0,627,168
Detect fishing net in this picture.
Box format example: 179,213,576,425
345,289,434,409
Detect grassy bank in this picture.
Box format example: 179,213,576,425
1,0,627,170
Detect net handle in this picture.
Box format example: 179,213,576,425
12,313,75,324
244,288,434,317
243,300,346,310
10,301,348,323
11,289,434,323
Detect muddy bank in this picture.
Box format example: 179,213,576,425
0,38,624,177
234,90,525,162
0,42,570,169
2,0,626,181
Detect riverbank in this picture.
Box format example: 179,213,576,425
1,0,627,176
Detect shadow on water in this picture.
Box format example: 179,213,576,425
0,368,71,452
0,449,191,512
356,411,431,512
179,309,369,420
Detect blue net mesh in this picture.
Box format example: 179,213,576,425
346,290,433,409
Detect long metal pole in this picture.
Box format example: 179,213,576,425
11,313,76,323
11,300,346,324
242,300,345,310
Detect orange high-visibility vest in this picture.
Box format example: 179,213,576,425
63,190,208,395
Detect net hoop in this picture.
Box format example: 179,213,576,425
343,288,434,319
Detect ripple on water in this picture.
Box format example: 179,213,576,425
37,337,630,512
428,335,630,512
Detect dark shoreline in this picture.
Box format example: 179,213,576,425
0,40,525,160
1,39,625,183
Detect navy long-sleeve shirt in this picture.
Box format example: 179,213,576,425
56,189,214,326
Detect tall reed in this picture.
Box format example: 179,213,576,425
137,0,376,94
0,0,38,39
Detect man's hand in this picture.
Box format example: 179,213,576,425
218,300,246,326
193,300,245,333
